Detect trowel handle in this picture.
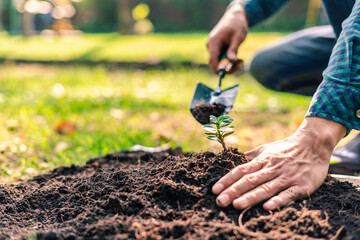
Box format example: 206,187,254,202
217,49,233,74
217,58,233,74
217,48,243,74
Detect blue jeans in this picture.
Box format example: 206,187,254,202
249,0,355,96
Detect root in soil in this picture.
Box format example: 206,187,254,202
0,148,359,239
190,103,226,124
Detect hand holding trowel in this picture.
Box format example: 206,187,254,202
190,49,243,124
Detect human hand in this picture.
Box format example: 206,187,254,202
207,4,248,73
212,117,346,211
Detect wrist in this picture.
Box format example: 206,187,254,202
225,2,249,27
295,117,347,152
226,0,245,11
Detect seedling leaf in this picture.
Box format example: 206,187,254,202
202,115,235,151
205,132,217,136
219,116,233,123
220,121,231,127
222,131,234,138
207,135,220,141
209,115,218,125
202,125,217,133
220,127,234,133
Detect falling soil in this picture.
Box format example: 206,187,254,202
190,103,226,124
0,148,359,240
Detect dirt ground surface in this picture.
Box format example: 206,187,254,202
0,148,359,240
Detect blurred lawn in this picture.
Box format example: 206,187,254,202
0,32,313,182
0,32,284,63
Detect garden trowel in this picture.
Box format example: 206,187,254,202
190,53,242,123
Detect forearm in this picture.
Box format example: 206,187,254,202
306,2,360,132
295,117,347,157
228,0,290,27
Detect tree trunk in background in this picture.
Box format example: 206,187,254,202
0,0,3,31
117,0,133,34
208,0,226,29
22,12,35,36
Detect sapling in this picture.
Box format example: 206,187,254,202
202,115,234,151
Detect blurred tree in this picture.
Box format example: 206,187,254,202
0,1,3,31
75,0,117,32
10,0,22,34
22,10,36,36
49,0,320,33
2,0,12,32
21,0,35,36
117,0,134,34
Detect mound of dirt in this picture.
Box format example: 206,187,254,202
0,148,359,239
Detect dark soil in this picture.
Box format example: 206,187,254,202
191,103,226,124
0,148,359,240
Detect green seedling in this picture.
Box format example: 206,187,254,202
202,115,234,151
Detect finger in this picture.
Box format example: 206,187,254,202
232,176,288,210
212,160,263,195
226,34,242,62
244,145,264,161
263,185,307,211
215,167,278,208
207,39,222,73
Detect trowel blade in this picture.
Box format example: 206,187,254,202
211,84,239,115
190,83,214,109
190,82,239,115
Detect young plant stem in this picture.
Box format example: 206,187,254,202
217,126,227,151
221,138,227,151
203,115,234,152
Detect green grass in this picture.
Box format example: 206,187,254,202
0,32,313,182
0,64,312,182
0,32,284,63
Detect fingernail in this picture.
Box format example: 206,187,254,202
212,183,224,194
264,200,276,210
234,197,248,209
216,194,230,206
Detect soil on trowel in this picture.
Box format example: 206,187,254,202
0,148,359,240
191,103,226,124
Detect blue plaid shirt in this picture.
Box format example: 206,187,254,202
231,0,360,131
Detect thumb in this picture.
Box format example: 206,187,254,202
244,146,264,161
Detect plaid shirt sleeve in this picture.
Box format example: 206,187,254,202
228,0,289,27
306,2,360,131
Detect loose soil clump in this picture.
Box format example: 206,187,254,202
191,103,226,124
0,148,359,239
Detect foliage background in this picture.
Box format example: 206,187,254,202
0,0,322,34
0,0,339,183
73,0,310,32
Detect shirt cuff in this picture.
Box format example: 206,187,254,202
306,80,360,133
227,0,289,27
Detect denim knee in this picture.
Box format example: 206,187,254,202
249,49,278,91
